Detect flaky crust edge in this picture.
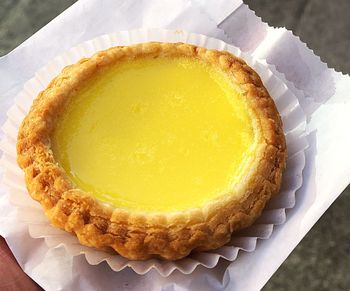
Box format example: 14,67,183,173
16,42,287,260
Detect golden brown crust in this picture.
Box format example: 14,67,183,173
17,42,286,260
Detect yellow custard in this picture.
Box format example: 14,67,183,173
52,57,257,212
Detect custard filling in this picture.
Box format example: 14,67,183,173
52,57,257,212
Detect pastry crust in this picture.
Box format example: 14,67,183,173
17,42,286,260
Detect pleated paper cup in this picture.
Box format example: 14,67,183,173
0,28,308,276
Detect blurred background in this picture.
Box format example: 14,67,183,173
0,1,349,290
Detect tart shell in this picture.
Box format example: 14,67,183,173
17,42,286,260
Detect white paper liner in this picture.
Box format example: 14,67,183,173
0,28,308,277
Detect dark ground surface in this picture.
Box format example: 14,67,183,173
0,1,349,290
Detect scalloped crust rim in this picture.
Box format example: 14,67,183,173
17,42,286,260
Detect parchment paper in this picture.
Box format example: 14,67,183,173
1,1,350,290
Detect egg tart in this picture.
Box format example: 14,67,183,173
17,42,286,260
